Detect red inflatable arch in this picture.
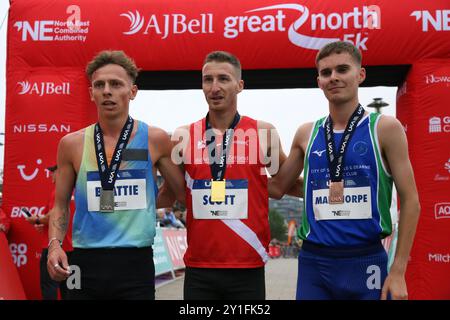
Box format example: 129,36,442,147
3,0,450,299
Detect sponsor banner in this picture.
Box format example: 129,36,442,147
2,68,97,299
162,228,187,270
8,0,450,69
397,60,450,299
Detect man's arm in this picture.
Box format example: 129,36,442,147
150,127,186,207
47,133,79,281
266,123,311,199
257,120,302,198
378,116,420,300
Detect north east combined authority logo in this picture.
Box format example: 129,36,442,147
14,5,89,42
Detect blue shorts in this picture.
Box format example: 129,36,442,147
296,241,388,300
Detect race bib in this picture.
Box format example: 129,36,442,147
312,176,372,220
87,169,147,212
191,179,248,219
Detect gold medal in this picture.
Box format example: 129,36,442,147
100,189,115,212
329,180,344,204
211,179,226,202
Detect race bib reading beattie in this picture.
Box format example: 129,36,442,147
87,169,147,212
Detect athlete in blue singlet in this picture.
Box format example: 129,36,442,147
46,50,185,299
269,41,420,300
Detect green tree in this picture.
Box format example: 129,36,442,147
269,209,287,241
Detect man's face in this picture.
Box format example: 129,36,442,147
317,52,365,105
89,64,137,118
202,61,243,112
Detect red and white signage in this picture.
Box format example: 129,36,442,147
162,229,188,270
3,0,450,299
397,60,450,299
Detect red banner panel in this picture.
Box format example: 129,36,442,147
7,0,450,70
4,0,450,299
2,68,96,299
397,59,450,299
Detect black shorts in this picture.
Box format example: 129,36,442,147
66,247,155,300
184,266,265,300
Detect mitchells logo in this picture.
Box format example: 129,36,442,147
17,81,70,96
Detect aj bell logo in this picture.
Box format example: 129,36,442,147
9,243,28,267
121,4,381,50
120,11,145,35
17,81,71,96
410,10,450,31
120,10,213,39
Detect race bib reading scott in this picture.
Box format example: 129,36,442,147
191,179,248,219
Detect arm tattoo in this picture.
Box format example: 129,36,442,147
53,214,68,233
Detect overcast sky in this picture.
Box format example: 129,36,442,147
0,2,397,176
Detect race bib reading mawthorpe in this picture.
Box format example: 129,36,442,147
312,176,372,220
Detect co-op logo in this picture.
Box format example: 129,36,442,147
17,81,71,96
9,243,28,268
120,4,381,50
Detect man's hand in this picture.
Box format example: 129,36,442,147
0,224,6,233
381,271,408,300
47,244,71,282
25,216,40,225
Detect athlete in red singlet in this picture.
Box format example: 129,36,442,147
170,51,300,300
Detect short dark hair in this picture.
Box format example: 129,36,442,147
86,50,139,83
316,41,362,67
203,51,242,79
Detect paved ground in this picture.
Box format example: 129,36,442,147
156,258,298,300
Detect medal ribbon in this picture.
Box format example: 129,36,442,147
94,116,134,191
324,104,364,182
205,112,240,181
